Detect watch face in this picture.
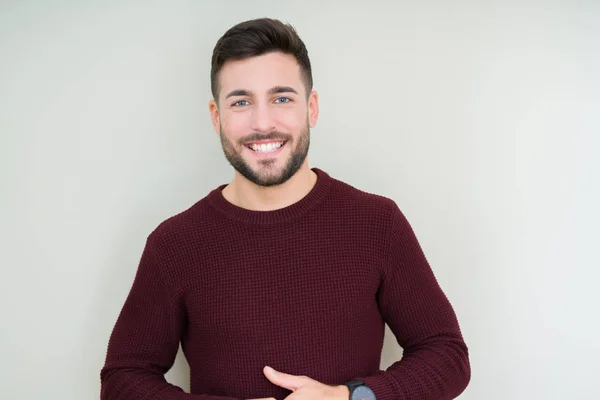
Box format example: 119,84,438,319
352,386,376,400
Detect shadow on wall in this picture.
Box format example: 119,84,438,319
166,346,191,391
381,324,404,369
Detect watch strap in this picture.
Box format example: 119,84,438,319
343,380,365,395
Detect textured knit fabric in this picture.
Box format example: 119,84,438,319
100,168,470,400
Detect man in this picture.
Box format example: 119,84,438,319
100,18,471,400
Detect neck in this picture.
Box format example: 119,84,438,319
222,162,317,211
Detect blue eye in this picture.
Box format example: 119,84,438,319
232,100,249,107
274,97,291,104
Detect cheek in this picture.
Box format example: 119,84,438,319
221,114,250,137
274,109,306,131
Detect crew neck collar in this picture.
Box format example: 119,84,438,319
207,168,332,225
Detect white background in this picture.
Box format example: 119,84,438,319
1,1,599,399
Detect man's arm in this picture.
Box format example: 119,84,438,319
100,235,242,400
354,203,471,400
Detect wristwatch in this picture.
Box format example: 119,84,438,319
343,380,376,400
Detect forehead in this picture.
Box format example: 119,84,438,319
218,52,304,97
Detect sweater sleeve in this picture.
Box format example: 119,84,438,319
100,235,242,400
355,203,471,400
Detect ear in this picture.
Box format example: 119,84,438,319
307,90,319,128
208,99,221,135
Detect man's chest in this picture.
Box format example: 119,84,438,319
177,228,388,385
188,242,382,325
182,229,384,342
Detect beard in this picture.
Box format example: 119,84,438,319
219,123,310,187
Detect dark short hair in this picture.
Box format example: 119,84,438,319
210,18,313,100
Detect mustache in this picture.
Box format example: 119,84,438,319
239,132,292,144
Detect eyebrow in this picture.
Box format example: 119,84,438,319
225,86,299,99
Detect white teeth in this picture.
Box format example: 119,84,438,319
249,141,284,153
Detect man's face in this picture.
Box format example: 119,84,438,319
209,52,319,187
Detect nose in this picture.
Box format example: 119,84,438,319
250,102,276,133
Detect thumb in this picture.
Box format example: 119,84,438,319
263,366,308,391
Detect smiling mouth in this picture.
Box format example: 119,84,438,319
245,141,286,153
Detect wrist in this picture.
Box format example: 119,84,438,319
330,384,350,400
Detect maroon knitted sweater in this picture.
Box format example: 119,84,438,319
100,168,470,400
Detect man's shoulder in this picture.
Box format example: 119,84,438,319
327,173,399,217
146,190,220,246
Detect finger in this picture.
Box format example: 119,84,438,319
248,398,276,400
263,366,310,391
